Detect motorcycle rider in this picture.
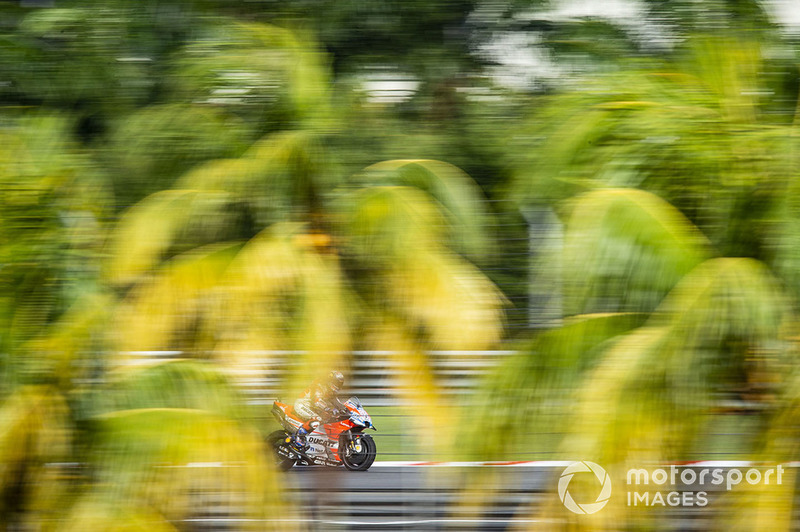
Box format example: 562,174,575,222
290,370,346,451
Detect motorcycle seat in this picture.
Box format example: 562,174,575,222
274,401,303,423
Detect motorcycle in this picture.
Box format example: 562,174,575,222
268,396,377,471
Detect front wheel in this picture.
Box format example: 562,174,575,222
267,430,296,471
340,433,376,471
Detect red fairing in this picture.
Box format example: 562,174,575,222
325,419,355,461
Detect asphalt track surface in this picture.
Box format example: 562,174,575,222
184,463,557,531
183,461,800,531
288,463,556,529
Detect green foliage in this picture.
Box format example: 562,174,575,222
356,159,491,258
4,0,800,528
83,408,278,529
100,361,245,419
460,312,647,460
0,386,71,524
562,188,711,314
0,115,108,389
567,258,790,459
169,21,333,131
106,104,249,203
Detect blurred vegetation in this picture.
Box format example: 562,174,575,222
2,0,800,529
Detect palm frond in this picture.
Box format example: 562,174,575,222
175,130,332,225
86,408,286,530
345,185,504,349
386,252,504,350
213,224,351,394
345,185,447,261
360,159,490,257
107,103,249,199
563,257,791,463
25,291,114,387
114,242,240,354
99,360,245,422
460,312,647,460
0,386,71,521
63,502,178,532
107,190,236,286
171,21,331,130
562,187,712,314
366,321,455,458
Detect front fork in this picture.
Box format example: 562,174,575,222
338,431,364,459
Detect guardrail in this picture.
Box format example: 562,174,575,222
126,349,516,407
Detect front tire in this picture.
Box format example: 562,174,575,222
267,430,296,471
340,433,376,471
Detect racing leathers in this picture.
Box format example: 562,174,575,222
291,378,345,451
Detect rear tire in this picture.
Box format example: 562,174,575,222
267,430,296,471
340,434,376,471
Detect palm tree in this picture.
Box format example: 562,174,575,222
62,360,291,531
108,158,505,455
463,30,800,529
100,18,505,459
0,113,111,529
0,15,490,528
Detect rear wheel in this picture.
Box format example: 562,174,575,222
340,433,376,471
267,430,296,471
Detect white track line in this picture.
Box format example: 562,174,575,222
371,460,572,467
371,460,797,467
183,518,549,525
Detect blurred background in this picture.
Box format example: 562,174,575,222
3,0,800,529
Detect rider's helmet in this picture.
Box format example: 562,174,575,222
326,370,344,393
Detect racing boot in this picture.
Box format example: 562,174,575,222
290,419,320,452
291,427,308,452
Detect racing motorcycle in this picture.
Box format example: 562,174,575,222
268,396,377,471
